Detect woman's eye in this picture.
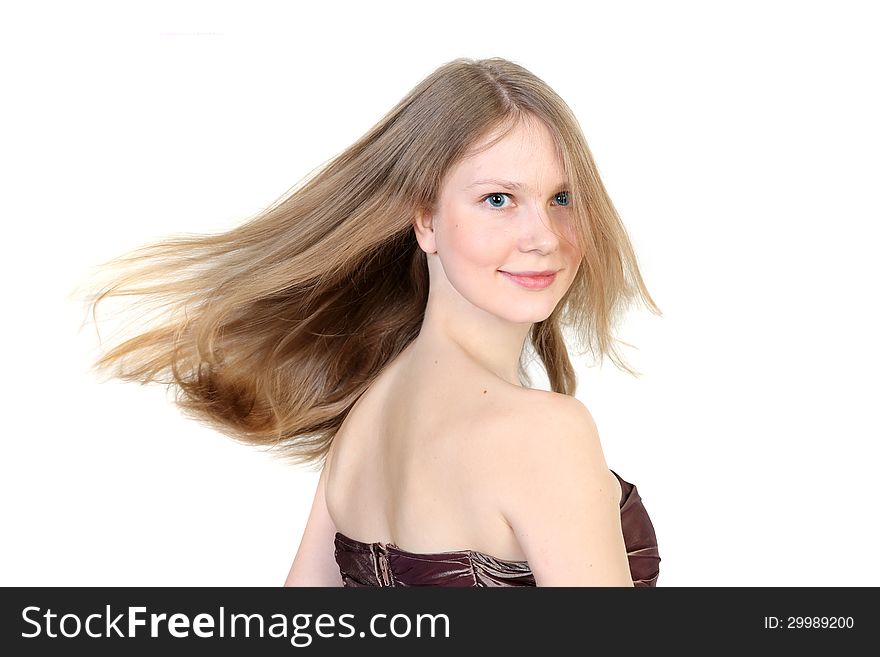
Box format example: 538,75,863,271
482,192,510,210
554,191,570,206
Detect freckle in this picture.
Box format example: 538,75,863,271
434,360,438,364
482,389,487,394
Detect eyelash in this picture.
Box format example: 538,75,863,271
481,191,570,211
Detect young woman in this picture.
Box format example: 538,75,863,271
83,57,661,587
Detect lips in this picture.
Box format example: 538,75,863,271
501,270,558,277
499,269,559,290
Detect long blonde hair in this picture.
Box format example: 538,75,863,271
76,57,661,469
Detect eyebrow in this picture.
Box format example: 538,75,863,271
465,178,569,192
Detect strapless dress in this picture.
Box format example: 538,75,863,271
334,469,660,586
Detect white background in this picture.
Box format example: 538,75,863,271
2,0,877,586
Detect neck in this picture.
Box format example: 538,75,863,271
414,286,532,389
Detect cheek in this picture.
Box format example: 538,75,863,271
560,223,583,262
445,221,508,270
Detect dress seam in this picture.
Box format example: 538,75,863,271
467,551,481,587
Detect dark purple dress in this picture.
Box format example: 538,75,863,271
334,469,660,587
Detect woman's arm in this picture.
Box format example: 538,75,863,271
283,461,344,586
497,394,633,587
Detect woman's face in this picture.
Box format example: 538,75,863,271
420,117,582,324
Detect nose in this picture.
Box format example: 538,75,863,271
517,201,562,254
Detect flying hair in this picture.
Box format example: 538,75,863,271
73,57,662,469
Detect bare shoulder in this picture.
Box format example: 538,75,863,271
495,388,601,453
489,389,632,586
493,389,609,480
531,389,597,431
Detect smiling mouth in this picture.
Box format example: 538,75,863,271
498,270,559,290
499,270,559,276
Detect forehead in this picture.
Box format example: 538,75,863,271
448,118,566,188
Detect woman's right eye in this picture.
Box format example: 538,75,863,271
481,193,511,210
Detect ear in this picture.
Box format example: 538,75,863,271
412,206,437,254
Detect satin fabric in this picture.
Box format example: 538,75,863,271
334,469,660,587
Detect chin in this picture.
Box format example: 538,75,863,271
494,303,557,324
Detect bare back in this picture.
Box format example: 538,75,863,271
324,341,621,562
